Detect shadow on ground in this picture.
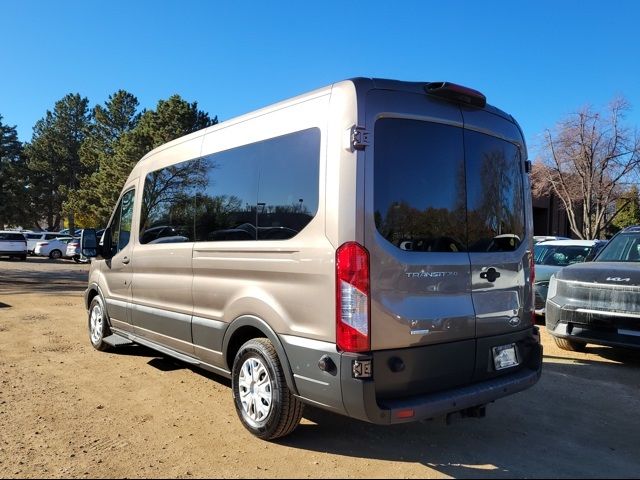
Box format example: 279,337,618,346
0,258,88,294
111,342,640,478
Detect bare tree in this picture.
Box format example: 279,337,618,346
535,97,640,239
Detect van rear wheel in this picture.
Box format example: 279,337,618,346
231,338,303,440
553,336,586,352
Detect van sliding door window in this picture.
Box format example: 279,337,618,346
139,161,201,245
195,128,320,242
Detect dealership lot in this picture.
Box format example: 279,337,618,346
0,258,639,478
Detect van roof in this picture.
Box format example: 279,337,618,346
136,77,514,166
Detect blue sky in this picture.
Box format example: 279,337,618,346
2,0,639,159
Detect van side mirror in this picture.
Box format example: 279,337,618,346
101,227,114,260
80,229,98,258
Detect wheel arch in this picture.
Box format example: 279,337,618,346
222,315,299,396
85,283,113,328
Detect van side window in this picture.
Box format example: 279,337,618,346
465,131,525,252
110,189,135,254
197,128,320,241
139,128,320,244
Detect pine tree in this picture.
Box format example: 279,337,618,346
0,115,29,228
24,94,91,231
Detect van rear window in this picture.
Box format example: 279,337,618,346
374,118,525,253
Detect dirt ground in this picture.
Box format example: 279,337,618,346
1,257,639,479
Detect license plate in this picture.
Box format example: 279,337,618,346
492,343,519,370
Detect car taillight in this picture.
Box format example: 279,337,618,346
336,242,370,352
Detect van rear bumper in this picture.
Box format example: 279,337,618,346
341,358,541,424
339,330,542,425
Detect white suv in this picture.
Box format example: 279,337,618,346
24,232,63,254
0,231,27,260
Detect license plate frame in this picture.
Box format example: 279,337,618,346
492,343,519,370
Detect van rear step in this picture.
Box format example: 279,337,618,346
103,334,134,347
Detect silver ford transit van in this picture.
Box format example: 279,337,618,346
81,78,542,440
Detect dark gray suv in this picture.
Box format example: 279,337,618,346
546,226,640,351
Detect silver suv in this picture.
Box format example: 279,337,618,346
81,78,542,439
546,226,640,351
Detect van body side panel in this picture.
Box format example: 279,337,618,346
191,96,336,351
130,243,195,354
324,80,367,248
129,137,203,355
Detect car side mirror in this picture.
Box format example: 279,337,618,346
80,229,98,258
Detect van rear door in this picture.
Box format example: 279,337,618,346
365,89,476,356
462,109,530,340
365,88,532,359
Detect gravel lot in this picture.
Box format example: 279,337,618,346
1,257,639,478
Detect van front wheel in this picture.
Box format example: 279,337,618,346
88,295,112,351
232,338,303,440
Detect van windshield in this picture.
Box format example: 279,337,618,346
374,118,525,252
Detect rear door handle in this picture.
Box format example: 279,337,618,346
122,256,130,265
480,267,500,282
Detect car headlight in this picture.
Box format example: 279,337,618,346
547,275,558,300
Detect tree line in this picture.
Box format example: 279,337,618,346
2,91,640,238
0,90,216,232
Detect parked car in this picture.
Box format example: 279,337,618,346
65,237,90,263
533,235,570,244
533,239,604,316
546,226,640,351
34,236,74,259
24,231,64,254
0,231,27,260
584,239,609,261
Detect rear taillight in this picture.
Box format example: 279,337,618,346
336,242,370,353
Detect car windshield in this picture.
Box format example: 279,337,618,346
595,233,640,262
534,244,593,266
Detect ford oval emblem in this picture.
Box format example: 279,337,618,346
508,316,521,327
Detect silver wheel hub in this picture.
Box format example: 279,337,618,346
89,303,103,344
238,357,272,424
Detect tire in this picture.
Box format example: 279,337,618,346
553,336,587,352
49,249,62,259
88,295,112,352
232,338,304,440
